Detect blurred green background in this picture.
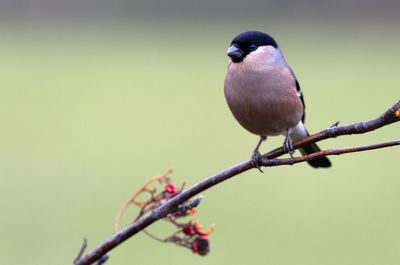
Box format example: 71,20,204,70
1,1,400,264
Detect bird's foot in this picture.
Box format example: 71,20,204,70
251,150,264,173
283,135,295,158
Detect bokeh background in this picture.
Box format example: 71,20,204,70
1,1,399,264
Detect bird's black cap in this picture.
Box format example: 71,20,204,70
227,31,278,62
230,31,278,48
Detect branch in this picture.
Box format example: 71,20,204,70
261,140,400,166
74,100,400,265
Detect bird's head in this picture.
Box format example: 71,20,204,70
227,31,278,63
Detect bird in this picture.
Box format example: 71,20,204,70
223,31,331,171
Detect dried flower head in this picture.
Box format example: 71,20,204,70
114,169,214,256
192,236,210,256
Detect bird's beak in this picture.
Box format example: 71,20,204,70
226,45,244,61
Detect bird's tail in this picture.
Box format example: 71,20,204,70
290,121,331,168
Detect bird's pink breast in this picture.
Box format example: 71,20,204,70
224,58,303,136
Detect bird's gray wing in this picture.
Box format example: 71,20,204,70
295,79,305,123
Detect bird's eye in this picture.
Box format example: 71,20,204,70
249,45,257,51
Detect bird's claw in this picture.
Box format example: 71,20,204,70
251,151,264,173
283,136,295,158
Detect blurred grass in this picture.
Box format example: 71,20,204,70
0,19,399,265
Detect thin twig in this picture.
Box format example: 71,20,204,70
114,169,173,233
177,196,203,212
74,237,87,264
142,229,166,242
75,100,400,265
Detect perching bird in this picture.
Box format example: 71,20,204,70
224,31,331,170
